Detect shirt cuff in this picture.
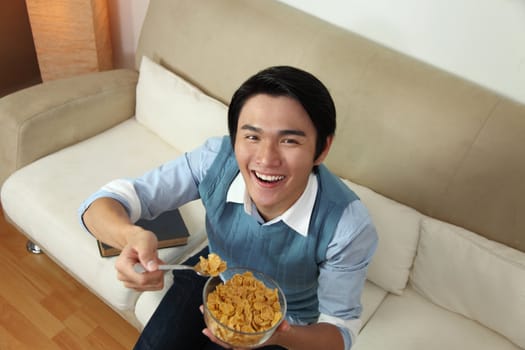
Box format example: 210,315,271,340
77,186,137,234
318,313,362,350
100,179,141,222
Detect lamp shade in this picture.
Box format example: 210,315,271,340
25,0,112,81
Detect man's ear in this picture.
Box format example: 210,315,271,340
314,135,334,166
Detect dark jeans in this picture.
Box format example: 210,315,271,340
134,247,286,350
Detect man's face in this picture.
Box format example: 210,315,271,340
234,94,330,221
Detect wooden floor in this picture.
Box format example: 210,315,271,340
0,206,139,349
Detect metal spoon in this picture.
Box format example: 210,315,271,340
133,262,210,276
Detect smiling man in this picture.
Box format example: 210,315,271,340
79,66,377,350
234,93,328,221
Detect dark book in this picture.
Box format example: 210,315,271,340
97,208,190,257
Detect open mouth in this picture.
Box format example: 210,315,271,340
253,171,285,184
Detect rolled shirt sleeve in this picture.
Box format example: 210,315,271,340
317,200,378,349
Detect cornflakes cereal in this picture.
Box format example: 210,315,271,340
197,253,227,276
205,271,283,346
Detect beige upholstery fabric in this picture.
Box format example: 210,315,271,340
0,120,207,315
0,69,137,185
411,217,525,348
354,286,522,350
345,179,421,295
359,280,388,328
135,56,228,151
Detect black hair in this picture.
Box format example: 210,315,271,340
227,66,336,159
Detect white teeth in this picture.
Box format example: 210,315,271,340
255,172,284,182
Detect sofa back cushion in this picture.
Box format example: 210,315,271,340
343,179,421,295
411,217,525,348
135,56,228,152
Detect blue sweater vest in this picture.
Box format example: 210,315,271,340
199,136,358,323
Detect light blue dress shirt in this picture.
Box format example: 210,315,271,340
79,136,378,349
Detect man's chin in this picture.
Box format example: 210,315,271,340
255,198,290,216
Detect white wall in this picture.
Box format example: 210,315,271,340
278,0,525,105
109,0,525,104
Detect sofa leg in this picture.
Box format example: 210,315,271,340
26,240,43,254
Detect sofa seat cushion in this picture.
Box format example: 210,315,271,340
354,285,521,350
0,119,207,312
410,217,525,348
360,280,388,327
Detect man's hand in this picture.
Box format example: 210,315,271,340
114,227,165,291
200,305,291,349
82,197,166,291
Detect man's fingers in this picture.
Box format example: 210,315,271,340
117,270,165,291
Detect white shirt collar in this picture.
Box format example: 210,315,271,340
226,172,318,237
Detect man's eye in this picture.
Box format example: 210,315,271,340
245,135,259,141
282,138,299,144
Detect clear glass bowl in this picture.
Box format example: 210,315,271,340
202,267,287,348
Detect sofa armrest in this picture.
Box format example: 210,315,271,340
0,68,138,185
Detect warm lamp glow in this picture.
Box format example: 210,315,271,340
25,0,112,81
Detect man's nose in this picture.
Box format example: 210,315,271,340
256,141,281,166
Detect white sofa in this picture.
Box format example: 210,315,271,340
1,1,524,349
